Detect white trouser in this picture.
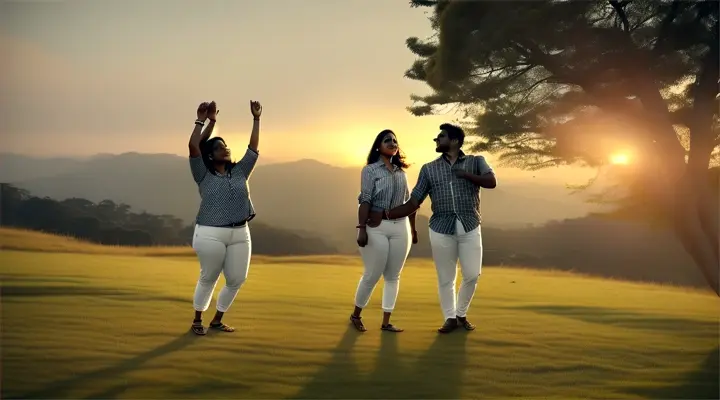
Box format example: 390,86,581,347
355,217,412,312
429,219,483,320
191,224,252,313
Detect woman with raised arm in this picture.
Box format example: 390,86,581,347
350,129,418,333
187,100,262,336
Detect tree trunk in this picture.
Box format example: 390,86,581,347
673,175,720,296
632,57,719,294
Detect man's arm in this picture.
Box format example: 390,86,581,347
460,171,496,188
387,198,419,220
387,166,430,219
457,155,497,188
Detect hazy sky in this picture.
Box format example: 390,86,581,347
1,0,594,184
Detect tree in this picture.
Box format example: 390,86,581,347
404,0,719,294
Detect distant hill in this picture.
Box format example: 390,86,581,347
2,152,598,253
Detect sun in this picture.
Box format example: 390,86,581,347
609,152,630,165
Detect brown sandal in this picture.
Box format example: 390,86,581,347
349,315,366,332
191,320,206,336
381,324,404,333
209,321,235,332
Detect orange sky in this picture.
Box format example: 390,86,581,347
0,0,596,185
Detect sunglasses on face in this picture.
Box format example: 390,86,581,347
383,137,398,145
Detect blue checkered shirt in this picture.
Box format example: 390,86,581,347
358,160,410,212
189,147,259,226
411,151,494,234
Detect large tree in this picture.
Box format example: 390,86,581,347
404,0,719,294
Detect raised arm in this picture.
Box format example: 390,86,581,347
188,101,218,158
248,100,261,152
232,101,262,178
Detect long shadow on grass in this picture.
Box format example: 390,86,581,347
291,327,469,399
622,347,720,399
15,331,198,399
1,284,188,304
290,325,364,399
0,275,89,284
509,305,718,334
402,331,469,399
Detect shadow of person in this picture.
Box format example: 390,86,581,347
17,331,198,399
404,331,470,399
290,325,365,399
364,332,411,398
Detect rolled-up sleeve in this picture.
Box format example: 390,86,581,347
358,166,374,205
474,155,494,175
232,147,259,178
189,156,208,183
410,165,431,204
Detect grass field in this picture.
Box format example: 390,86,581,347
1,229,718,399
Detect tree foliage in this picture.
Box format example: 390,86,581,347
404,0,719,294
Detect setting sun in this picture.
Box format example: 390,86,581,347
609,153,630,165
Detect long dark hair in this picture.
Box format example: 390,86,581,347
366,129,410,170
200,137,236,175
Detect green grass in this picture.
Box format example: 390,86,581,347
1,230,718,399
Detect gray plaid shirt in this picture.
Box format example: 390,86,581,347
411,151,494,235
358,160,410,213
189,147,259,226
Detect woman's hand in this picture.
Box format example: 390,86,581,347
207,101,219,121
197,102,209,121
357,227,368,247
250,100,262,119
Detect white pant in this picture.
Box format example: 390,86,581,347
191,224,252,313
429,219,483,320
355,218,412,312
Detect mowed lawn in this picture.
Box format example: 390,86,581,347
1,245,718,399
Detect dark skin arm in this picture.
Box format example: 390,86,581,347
409,208,418,244
356,202,371,247
455,170,497,188
249,101,262,152
387,197,420,220
188,101,217,157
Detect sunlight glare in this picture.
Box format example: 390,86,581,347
609,152,630,165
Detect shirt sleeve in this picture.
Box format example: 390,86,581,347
474,155,494,175
232,147,260,178
189,156,208,183
410,165,432,204
358,165,374,205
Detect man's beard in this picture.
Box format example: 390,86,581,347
435,144,449,153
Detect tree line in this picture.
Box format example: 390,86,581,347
1,183,711,289
0,183,337,254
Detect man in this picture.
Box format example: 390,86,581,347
387,123,497,333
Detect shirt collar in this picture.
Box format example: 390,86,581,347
440,150,467,164
374,159,399,171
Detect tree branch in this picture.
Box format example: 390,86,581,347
652,1,681,54
609,0,630,33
